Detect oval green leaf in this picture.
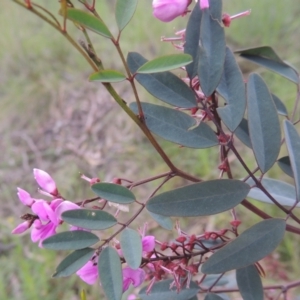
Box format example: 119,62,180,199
139,279,199,300
148,211,173,230
234,118,252,148
115,0,137,31
66,9,112,38
62,209,117,230
217,47,246,132
53,248,94,277
137,54,192,74
247,73,281,173
201,218,286,274
236,46,299,84
120,228,142,269
277,156,293,178
204,294,224,300
184,3,202,79
98,247,123,300
146,179,250,217
246,178,297,207
130,102,218,149
127,52,196,108
91,182,135,204
42,231,99,250
236,265,264,300
198,9,226,96
89,70,126,83
284,120,300,201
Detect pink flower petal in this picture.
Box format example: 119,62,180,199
17,188,34,206
142,236,155,252
76,260,98,285
122,268,145,291
12,221,30,234
33,168,57,195
31,221,57,247
55,201,80,222
199,0,209,10
152,0,189,22
31,200,57,224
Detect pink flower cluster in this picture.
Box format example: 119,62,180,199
152,0,209,22
77,235,155,292
12,169,80,247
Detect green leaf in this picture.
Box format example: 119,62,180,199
284,120,300,201
146,179,250,217
91,182,135,204
148,211,173,230
66,9,112,38
247,73,281,173
209,0,222,21
62,209,117,230
130,102,218,148
98,247,123,300
201,275,228,287
202,218,286,274
198,9,226,96
246,178,297,207
139,279,199,300
236,265,264,300
204,294,224,300
234,118,252,148
127,52,196,108
42,231,99,250
272,93,288,116
136,54,192,74
89,70,126,83
277,156,293,177
217,47,246,131
184,3,202,79
115,0,137,31
120,228,142,269
53,248,94,277
236,46,299,84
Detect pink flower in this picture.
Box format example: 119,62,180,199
12,221,30,234
17,188,35,206
152,0,189,22
33,168,58,196
142,236,155,252
122,267,145,291
199,0,209,10
76,260,98,285
31,220,57,247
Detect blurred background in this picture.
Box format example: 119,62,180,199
1,0,300,299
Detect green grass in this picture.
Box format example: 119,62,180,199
1,0,300,299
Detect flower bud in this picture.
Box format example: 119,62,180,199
17,187,34,206
152,0,189,22
33,169,58,196
12,221,30,234
199,0,209,10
